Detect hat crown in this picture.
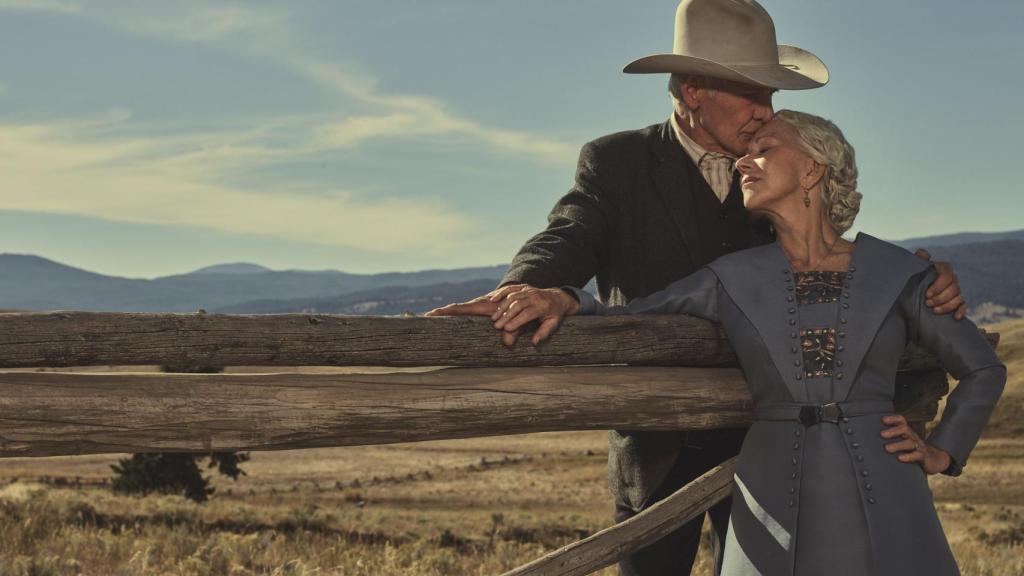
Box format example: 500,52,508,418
673,0,779,66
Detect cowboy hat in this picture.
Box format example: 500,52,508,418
624,0,828,90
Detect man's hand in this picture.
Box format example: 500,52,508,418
488,284,581,347
880,414,952,475
425,284,526,318
914,249,967,320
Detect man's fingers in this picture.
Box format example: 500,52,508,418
489,284,527,303
926,277,958,308
954,302,968,321
501,330,519,348
914,248,932,261
503,306,545,333
532,316,562,345
495,298,537,330
925,262,954,299
932,294,965,316
493,290,530,321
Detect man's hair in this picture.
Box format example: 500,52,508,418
668,73,716,112
773,110,862,234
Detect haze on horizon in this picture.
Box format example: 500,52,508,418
1,1,1020,278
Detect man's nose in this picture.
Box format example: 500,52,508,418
752,102,773,122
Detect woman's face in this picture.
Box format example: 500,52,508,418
736,119,815,217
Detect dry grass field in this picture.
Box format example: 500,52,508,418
1,318,1021,575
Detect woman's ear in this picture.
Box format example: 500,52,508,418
802,159,826,190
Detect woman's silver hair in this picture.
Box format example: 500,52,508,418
773,109,862,234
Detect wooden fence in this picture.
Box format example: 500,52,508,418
0,311,994,575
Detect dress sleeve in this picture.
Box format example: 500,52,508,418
903,267,1007,476
566,266,721,322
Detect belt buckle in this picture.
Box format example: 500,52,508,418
798,402,843,427
820,402,843,424
798,405,819,427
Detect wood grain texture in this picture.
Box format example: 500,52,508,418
0,312,994,369
0,368,943,458
502,458,736,576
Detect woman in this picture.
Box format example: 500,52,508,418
430,110,1006,575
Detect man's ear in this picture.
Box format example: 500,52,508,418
682,78,706,111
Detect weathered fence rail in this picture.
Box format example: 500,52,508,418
0,311,968,370
0,311,999,576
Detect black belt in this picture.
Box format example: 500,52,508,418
753,400,894,427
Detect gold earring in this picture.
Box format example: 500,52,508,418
803,187,811,208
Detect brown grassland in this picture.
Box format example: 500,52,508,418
1,318,1022,575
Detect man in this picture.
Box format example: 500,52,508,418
430,1,966,574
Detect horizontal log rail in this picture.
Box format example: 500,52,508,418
0,312,993,369
0,367,948,458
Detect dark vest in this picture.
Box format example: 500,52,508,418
690,169,772,263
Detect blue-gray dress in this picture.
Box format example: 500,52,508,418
570,233,1006,575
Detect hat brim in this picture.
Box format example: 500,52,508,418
623,44,828,90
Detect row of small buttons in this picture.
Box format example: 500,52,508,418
846,420,876,505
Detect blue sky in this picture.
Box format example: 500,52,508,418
1,0,1021,278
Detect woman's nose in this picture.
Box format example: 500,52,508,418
736,154,754,174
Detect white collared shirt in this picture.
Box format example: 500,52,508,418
670,113,736,204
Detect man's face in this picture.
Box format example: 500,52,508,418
693,79,775,156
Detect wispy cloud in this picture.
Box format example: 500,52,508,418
7,1,576,165
0,118,473,253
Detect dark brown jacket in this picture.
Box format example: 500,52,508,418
502,120,772,509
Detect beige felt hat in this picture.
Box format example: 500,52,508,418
624,0,828,90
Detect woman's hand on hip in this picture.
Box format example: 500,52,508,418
880,414,952,474
488,284,581,347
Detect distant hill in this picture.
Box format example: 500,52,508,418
914,239,1024,311
217,279,501,316
1,228,1020,314
0,254,506,313
190,263,272,275
893,229,1024,250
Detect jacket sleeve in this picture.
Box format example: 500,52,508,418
904,267,1007,476
500,140,618,289
567,266,720,322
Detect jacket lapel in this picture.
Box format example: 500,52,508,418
650,120,704,267
835,233,931,401
708,242,806,401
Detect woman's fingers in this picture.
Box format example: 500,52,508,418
884,438,918,453
899,449,925,463
879,423,910,439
